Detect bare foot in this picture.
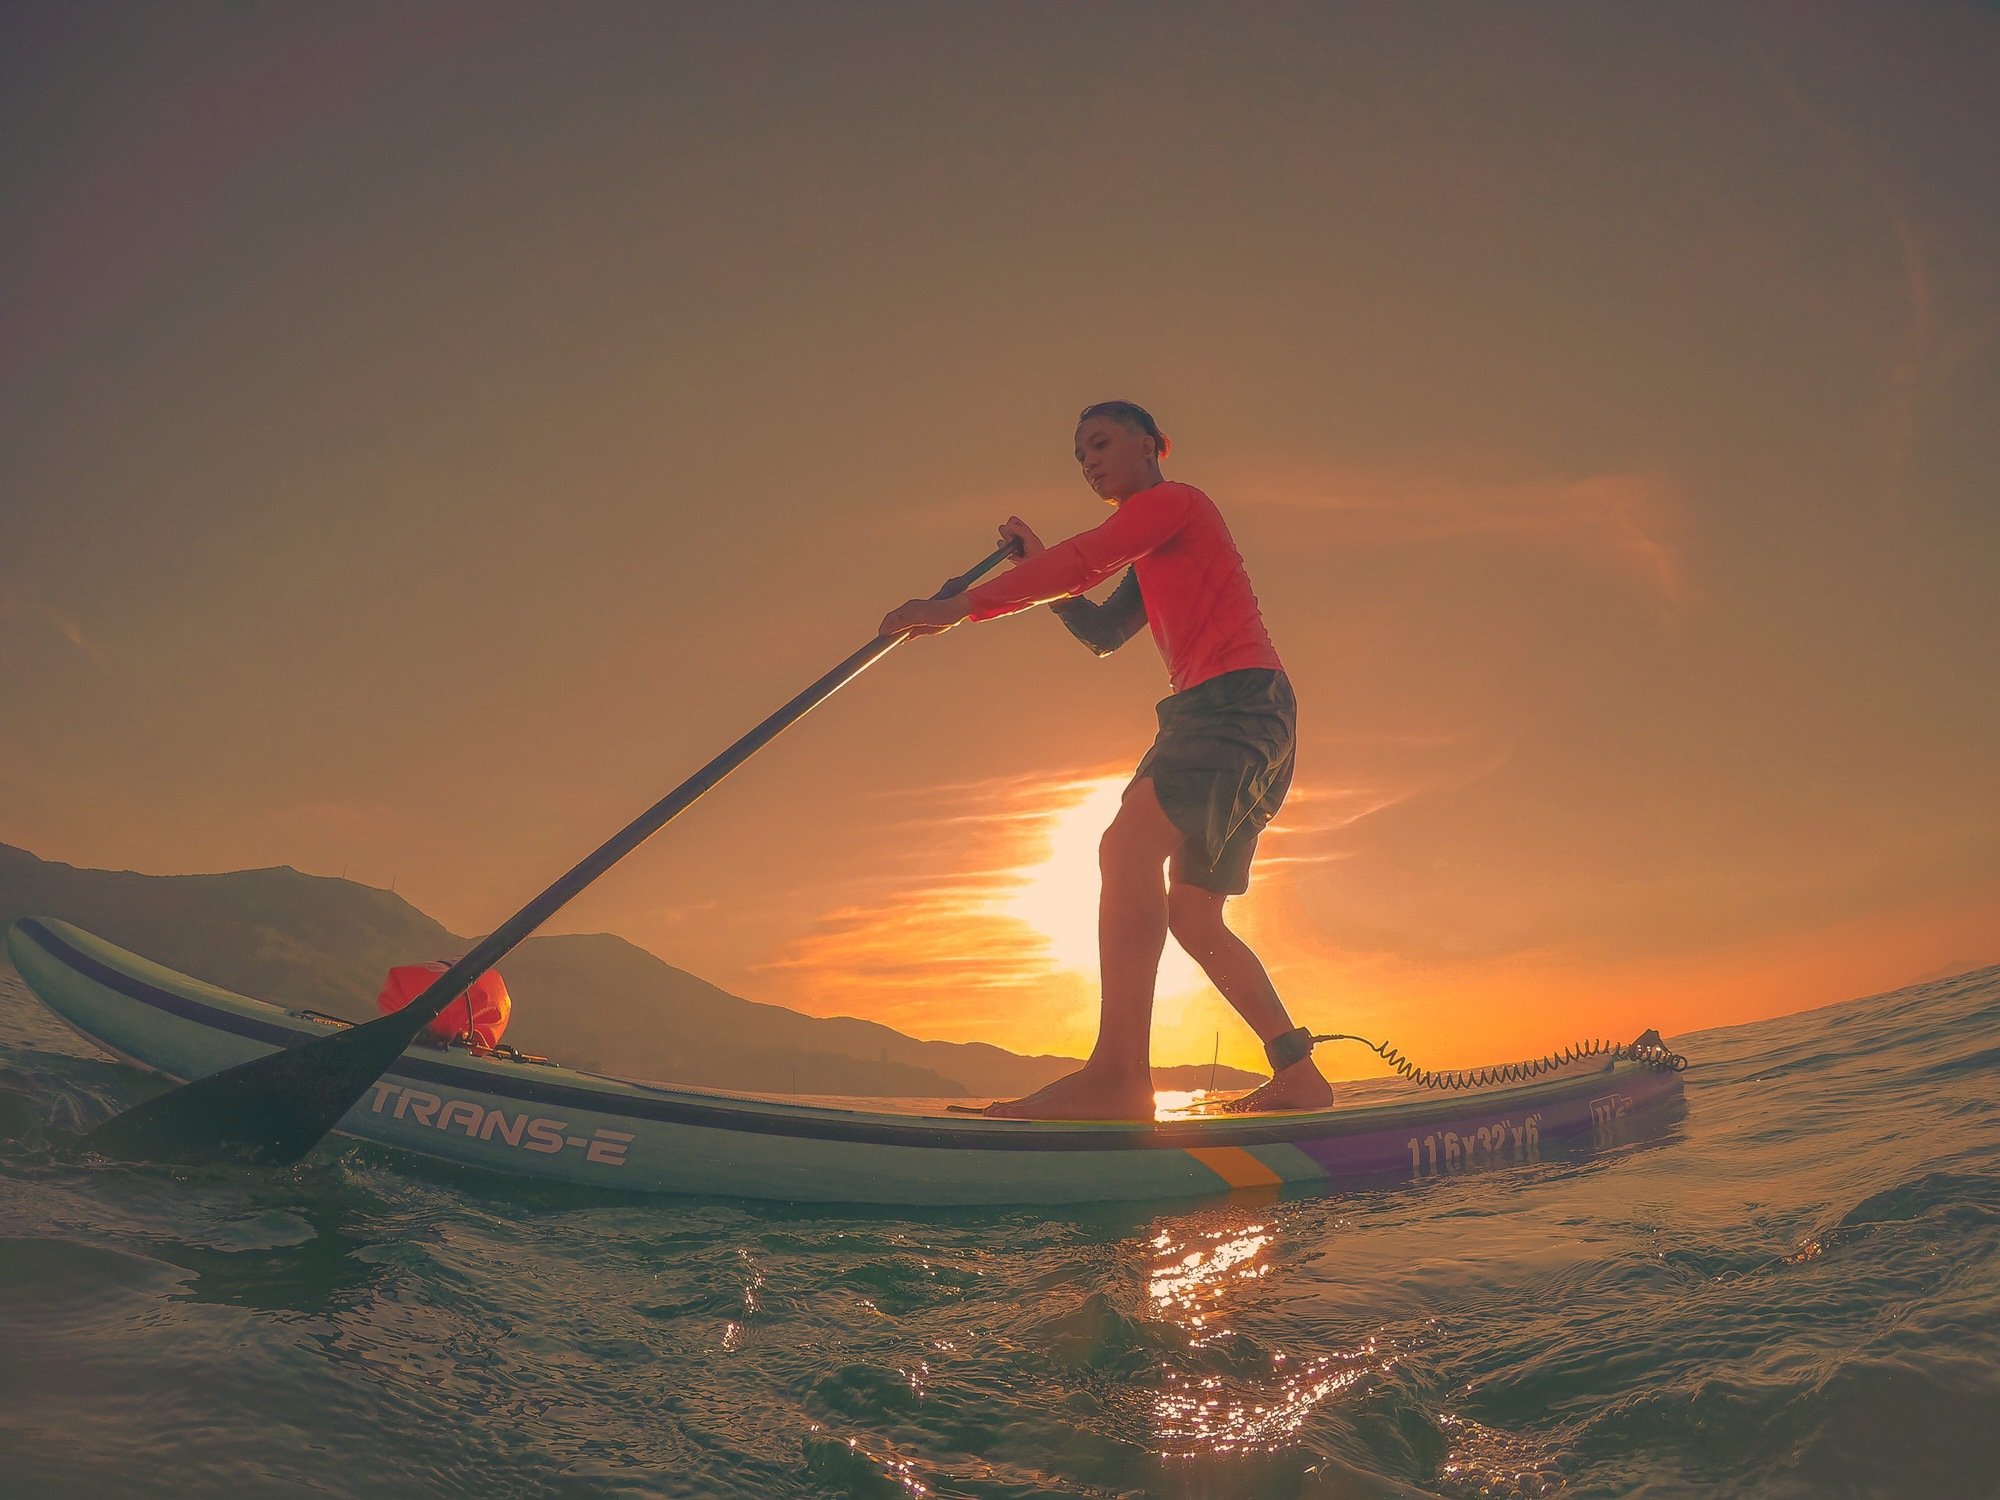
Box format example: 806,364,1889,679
982,1064,1155,1120
1217,1059,1334,1114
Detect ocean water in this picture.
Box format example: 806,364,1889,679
2,965,1996,1500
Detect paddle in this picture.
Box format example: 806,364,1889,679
81,542,1019,1167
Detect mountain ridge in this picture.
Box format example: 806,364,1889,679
0,841,1262,1097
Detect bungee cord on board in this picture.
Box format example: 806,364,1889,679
1304,1028,1689,1092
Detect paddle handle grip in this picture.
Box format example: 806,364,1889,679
397,541,1020,1033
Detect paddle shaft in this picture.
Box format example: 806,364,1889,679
80,542,1014,1164
389,542,1015,1037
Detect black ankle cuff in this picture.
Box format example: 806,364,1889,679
1265,1026,1313,1072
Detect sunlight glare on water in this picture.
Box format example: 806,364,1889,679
1148,1218,1274,1340
1147,1215,1386,1464
1150,1087,1224,1118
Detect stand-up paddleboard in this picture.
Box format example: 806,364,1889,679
8,917,1685,1207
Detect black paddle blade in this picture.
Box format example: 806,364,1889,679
79,1006,430,1167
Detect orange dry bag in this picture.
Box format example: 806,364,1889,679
375,962,512,1049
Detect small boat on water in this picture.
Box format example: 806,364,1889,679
8,916,1685,1207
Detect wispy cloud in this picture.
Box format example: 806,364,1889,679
0,585,104,664
1756,45,1999,514
754,770,1104,1045
755,738,1508,1051
1236,468,1690,618
1249,730,1513,876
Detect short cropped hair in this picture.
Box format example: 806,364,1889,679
1077,400,1172,460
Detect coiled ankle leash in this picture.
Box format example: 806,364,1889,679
1264,1025,1687,1090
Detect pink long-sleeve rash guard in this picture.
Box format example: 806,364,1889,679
962,480,1283,694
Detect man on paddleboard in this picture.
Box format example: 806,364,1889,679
880,401,1332,1120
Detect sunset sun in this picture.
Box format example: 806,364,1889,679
1000,775,1211,1001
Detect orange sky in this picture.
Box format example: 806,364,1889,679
2,4,1995,1077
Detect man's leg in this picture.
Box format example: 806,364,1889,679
982,779,1183,1119
1166,883,1333,1112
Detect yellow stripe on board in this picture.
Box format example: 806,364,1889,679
1185,1146,1286,1189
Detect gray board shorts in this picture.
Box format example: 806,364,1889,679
1133,667,1296,896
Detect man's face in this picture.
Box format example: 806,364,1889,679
1074,416,1158,502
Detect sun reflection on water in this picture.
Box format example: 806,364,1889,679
1151,1087,1241,1119
1152,1357,1370,1460
1148,1220,1274,1342
1144,1214,1393,1461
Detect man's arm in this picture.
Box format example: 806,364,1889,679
878,497,1183,641
1051,569,1146,657
959,485,1194,622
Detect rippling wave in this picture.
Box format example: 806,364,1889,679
3,965,1996,1497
